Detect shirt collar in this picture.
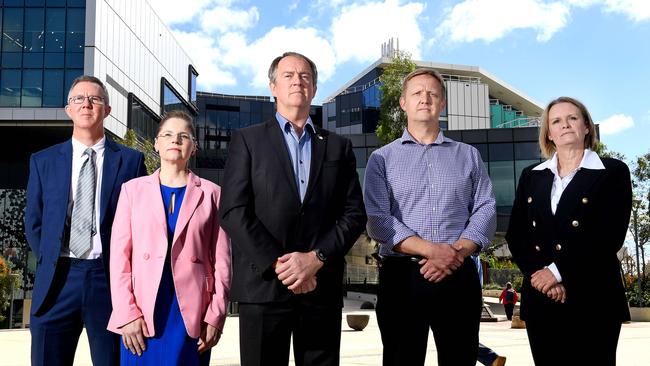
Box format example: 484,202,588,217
275,112,315,135
71,136,105,157
533,149,605,173
400,128,450,145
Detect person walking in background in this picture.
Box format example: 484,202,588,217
219,52,366,366
364,68,496,366
25,76,147,366
506,96,631,365
498,282,518,321
108,111,231,365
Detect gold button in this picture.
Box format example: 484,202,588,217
535,245,541,252
556,244,562,251
572,220,579,227
582,197,589,204
532,220,536,227
527,197,533,203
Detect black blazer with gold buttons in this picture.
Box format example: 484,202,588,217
506,157,632,322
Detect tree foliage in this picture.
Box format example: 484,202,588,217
0,256,21,323
375,50,416,145
116,129,160,174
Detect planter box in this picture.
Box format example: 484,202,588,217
629,307,650,322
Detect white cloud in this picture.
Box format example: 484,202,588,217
147,0,214,25
603,0,650,22
436,0,571,43
331,0,424,63
597,114,635,135
200,5,260,33
172,30,237,90
220,26,337,89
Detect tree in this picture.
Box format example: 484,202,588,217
117,129,160,174
375,50,416,145
0,190,29,296
594,141,626,160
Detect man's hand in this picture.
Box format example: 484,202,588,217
198,323,221,354
545,283,567,303
451,238,478,259
531,267,559,294
418,258,450,282
121,317,149,356
275,251,324,292
417,243,464,282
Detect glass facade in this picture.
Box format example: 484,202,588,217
161,78,195,117
189,65,198,106
0,2,84,107
128,93,161,142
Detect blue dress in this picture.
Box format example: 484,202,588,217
121,185,210,366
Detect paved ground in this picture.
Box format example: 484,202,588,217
1,297,649,365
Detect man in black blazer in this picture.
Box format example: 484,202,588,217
220,52,366,366
25,75,146,366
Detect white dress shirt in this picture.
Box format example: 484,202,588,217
532,149,605,281
63,137,105,259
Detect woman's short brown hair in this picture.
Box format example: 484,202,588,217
158,110,196,140
539,96,598,158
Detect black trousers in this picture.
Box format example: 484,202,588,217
504,303,515,320
238,298,342,366
526,312,622,365
376,256,482,366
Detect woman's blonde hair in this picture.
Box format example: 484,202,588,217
539,96,598,158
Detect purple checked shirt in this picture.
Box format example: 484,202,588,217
364,129,496,257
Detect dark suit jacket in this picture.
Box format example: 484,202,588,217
25,137,147,314
219,119,366,305
506,157,631,322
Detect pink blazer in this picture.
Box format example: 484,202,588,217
107,170,231,338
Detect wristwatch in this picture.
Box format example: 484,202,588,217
314,248,327,262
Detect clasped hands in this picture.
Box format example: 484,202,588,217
274,251,324,294
530,267,566,303
121,317,220,356
418,240,468,283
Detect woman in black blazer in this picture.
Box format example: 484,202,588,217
506,96,632,365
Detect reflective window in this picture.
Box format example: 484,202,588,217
514,142,541,160
2,9,24,55
189,66,198,105
26,0,46,5
489,143,514,161
66,8,84,53
24,8,45,53
130,95,161,142
0,70,21,107
162,80,194,117
489,160,515,206
45,8,65,52
42,69,63,106
46,0,65,6
22,69,42,107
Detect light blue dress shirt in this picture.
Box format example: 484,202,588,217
276,112,314,202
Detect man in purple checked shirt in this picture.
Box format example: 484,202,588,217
364,68,496,366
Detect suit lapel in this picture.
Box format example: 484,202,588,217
144,170,168,240
172,172,203,247
57,141,73,212
554,168,602,219
304,128,327,203
266,120,300,201
100,138,121,225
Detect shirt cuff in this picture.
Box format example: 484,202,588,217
547,263,563,282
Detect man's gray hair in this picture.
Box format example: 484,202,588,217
268,52,318,85
67,75,110,106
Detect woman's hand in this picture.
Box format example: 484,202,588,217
121,317,150,356
545,283,567,303
531,267,559,293
198,323,222,354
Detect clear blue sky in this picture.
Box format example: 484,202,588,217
150,0,650,161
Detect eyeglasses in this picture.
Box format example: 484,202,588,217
157,132,194,141
68,95,106,105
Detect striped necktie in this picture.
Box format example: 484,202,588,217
69,148,97,257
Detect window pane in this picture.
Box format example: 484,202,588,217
64,68,82,97
22,69,43,107
65,8,84,52
2,8,24,52
67,0,85,6
489,160,515,207
44,52,64,68
26,0,46,6
2,52,22,68
65,52,83,68
190,70,197,104
515,159,541,188
42,69,64,106
0,70,22,107
45,8,65,52
24,8,45,52
46,0,65,6
488,143,514,161
514,142,541,160
130,96,160,142
23,52,44,68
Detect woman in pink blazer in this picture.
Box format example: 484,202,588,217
108,110,231,365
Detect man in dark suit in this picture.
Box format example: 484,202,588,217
220,52,366,366
25,75,147,366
